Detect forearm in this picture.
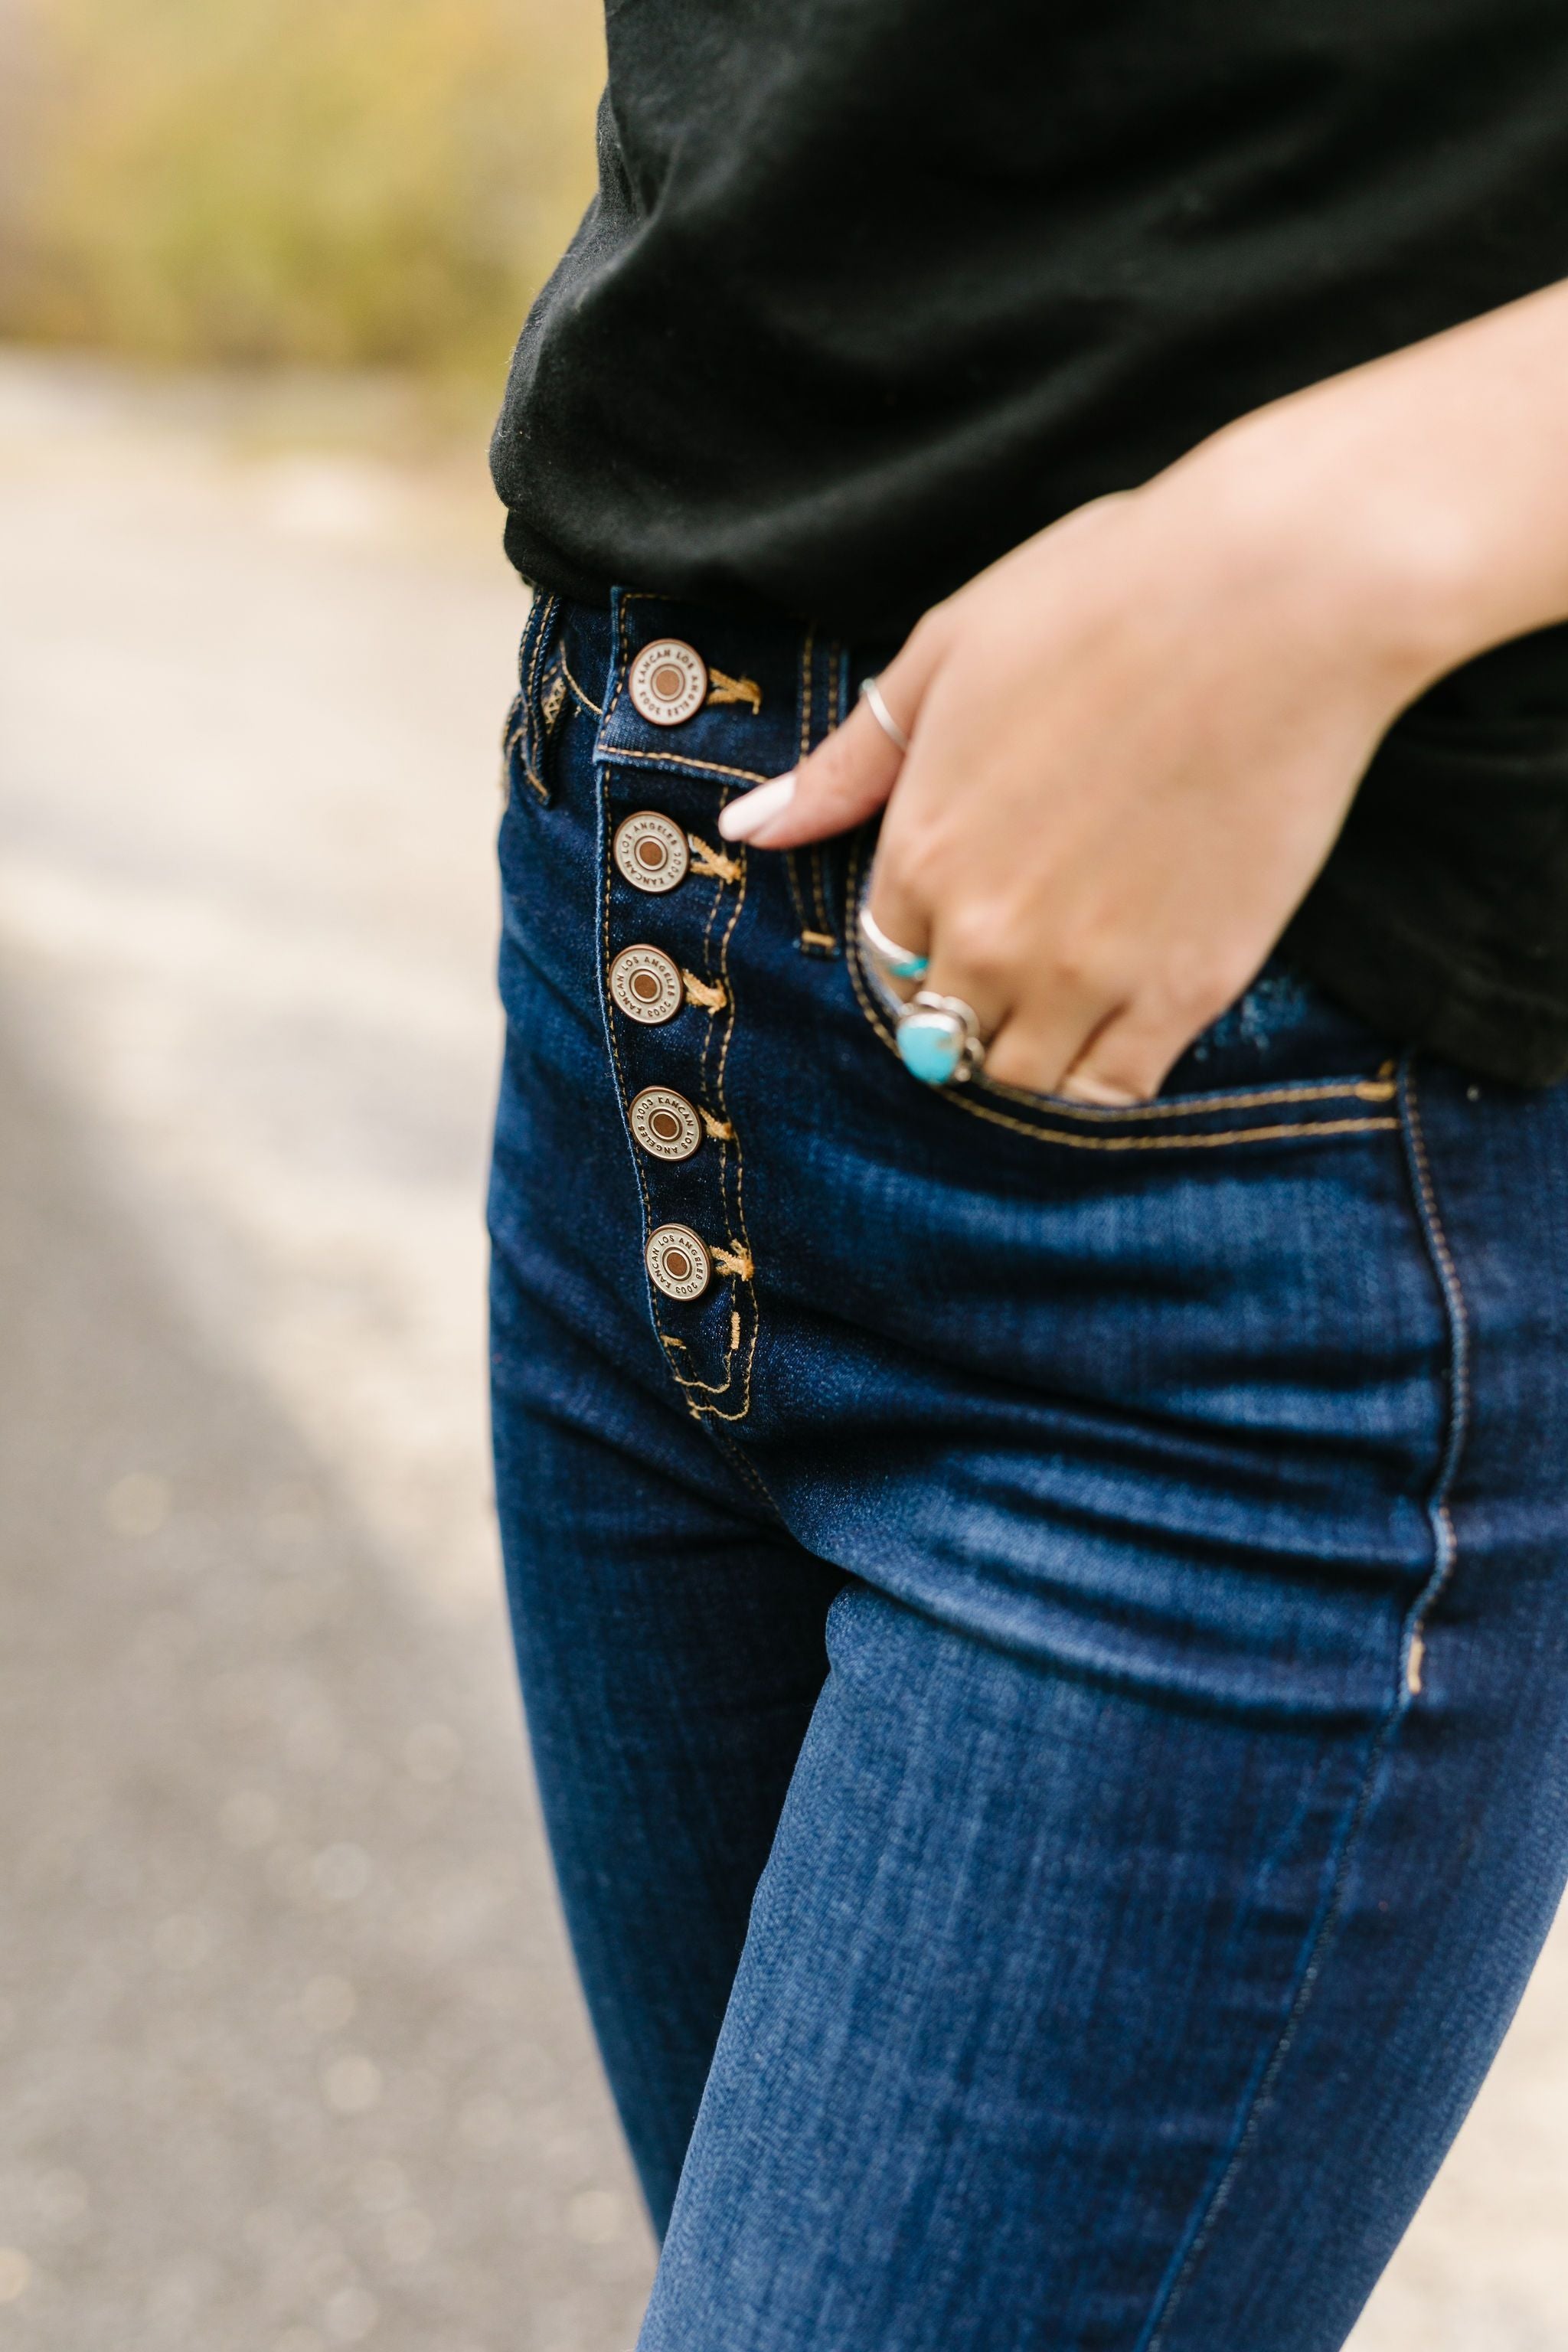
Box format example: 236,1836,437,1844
1173,275,1568,703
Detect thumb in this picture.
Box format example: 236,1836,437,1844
717,650,933,849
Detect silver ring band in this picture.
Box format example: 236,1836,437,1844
859,675,911,755
858,903,929,981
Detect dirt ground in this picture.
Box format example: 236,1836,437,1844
0,349,1562,2350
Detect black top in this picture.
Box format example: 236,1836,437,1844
492,0,1568,1084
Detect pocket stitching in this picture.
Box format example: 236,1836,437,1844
843,838,1400,1152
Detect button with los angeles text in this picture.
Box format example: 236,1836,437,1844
609,944,684,1024
629,1088,702,1162
645,1223,710,1302
614,810,689,893
629,640,708,727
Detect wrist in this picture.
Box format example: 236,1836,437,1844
1165,391,1499,712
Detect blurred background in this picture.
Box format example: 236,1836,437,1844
0,3,1563,2347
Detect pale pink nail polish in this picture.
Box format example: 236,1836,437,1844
718,772,796,841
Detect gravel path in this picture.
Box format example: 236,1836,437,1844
0,349,1561,2351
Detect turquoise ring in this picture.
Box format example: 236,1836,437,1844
858,903,929,983
896,991,986,1086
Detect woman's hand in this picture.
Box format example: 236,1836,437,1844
717,279,1568,1101
720,447,1436,1102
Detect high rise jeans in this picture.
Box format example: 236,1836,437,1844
488,588,1568,2352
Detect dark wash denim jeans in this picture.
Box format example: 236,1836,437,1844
488,589,1568,2352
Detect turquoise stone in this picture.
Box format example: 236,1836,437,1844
897,1011,963,1085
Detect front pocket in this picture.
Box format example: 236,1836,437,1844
842,836,1400,1155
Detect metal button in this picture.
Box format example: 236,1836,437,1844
646,1223,710,1302
613,811,690,893
629,639,708,728
609,944,684,1024
630,1087,702,1162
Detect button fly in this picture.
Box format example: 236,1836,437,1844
646,1223,711,1302
629,1087,701,1162
614,811,690,893
629,639,708,727
609,944,684,1024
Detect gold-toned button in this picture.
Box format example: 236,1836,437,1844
630,1087,702,1162
629,639,708,727
646,1223,710,1302
614,811,690,893
609,944,684,1024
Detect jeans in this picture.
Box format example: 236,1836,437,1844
488,589,1568,2352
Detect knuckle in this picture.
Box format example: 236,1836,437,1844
1043,939,1116,1004
1044,951,1088,999
942,903,1016,987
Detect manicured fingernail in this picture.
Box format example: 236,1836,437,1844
718,773,795,841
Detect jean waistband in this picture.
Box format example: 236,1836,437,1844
514,586,900,802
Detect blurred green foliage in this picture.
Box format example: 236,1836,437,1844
3,0,603,374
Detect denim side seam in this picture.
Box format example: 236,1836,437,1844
1138,1051,1472,2350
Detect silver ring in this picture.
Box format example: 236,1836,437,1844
858,903,929,982
859,675,911,755
896,991,987,1087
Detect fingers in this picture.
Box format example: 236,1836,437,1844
985,999,1145,1102
976,1002,1177,1105
946,971,1108,1097
871,824,1218,1104
1004,954,1253,1103
1049,975,1246,1105
711,588,1246,1106
1054,1011,1177,1104
879,881,1237,1106
863,849,933,982
718,620,945,848
718,691,906,846
714,769,801,843
936,944,1207,1105
910,923,1014,1060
